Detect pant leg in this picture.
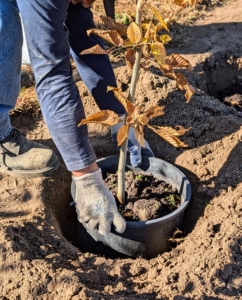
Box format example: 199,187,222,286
16,0,96,171
0,0,22,140
103,0,115,19
66,4,125,115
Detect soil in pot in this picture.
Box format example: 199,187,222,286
104,171,181,222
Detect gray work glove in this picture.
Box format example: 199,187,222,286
111,115,154,168
72,169,126,235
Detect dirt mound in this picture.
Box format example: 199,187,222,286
1,0,242,299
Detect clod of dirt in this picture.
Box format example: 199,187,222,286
133,199,162,221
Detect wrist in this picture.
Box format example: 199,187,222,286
72,162,99,177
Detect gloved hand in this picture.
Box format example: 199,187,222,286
111,115,154,168
72,169,126,235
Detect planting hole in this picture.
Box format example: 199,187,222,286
50,156,191,259
194,52,242,110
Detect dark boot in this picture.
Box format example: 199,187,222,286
0,128,59,178
72,68,82,83
20,69,33,88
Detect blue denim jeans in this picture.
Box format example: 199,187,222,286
0,0,125,171
0,0,22,140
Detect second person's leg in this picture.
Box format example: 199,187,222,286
66,3,125,115
65,4,154,168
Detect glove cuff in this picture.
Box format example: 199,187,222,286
72,168,102,182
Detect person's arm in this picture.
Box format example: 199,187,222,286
103,0,115,19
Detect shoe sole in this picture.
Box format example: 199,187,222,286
0,159,60,179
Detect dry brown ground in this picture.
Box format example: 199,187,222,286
1,0,242,299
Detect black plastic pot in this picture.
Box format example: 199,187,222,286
75,155,191,259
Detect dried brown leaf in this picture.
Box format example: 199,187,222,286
126,115,133,125
124,48,136,70
165,54,193,71
133,127,145,148
150,5,169,32
107,86,135,115
134,104,145,119
100,16,128,33
139,106,164,125
126,105,145,126
173,0,188,8
117,124,129,146
142,44,150,59
155,22,163,32
175,125,192,135
140,60,154,70
78,110,119,126
176,73,195,102
148,125,188,147
80,44,108,55
143,106,164,123
87,29,123,46
117,29,129,37
127,22,142,44
143,22,151,39
143,21,156,42
184,85,195,102
176,72,187,90
139,114,148,125
152,125,182,137
189,0,198,6
151,42,166,65
160,64,177,79
159,34,172,44
123,40,135,47
174,0,197,7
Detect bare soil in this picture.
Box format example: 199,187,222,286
1,0,242,299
